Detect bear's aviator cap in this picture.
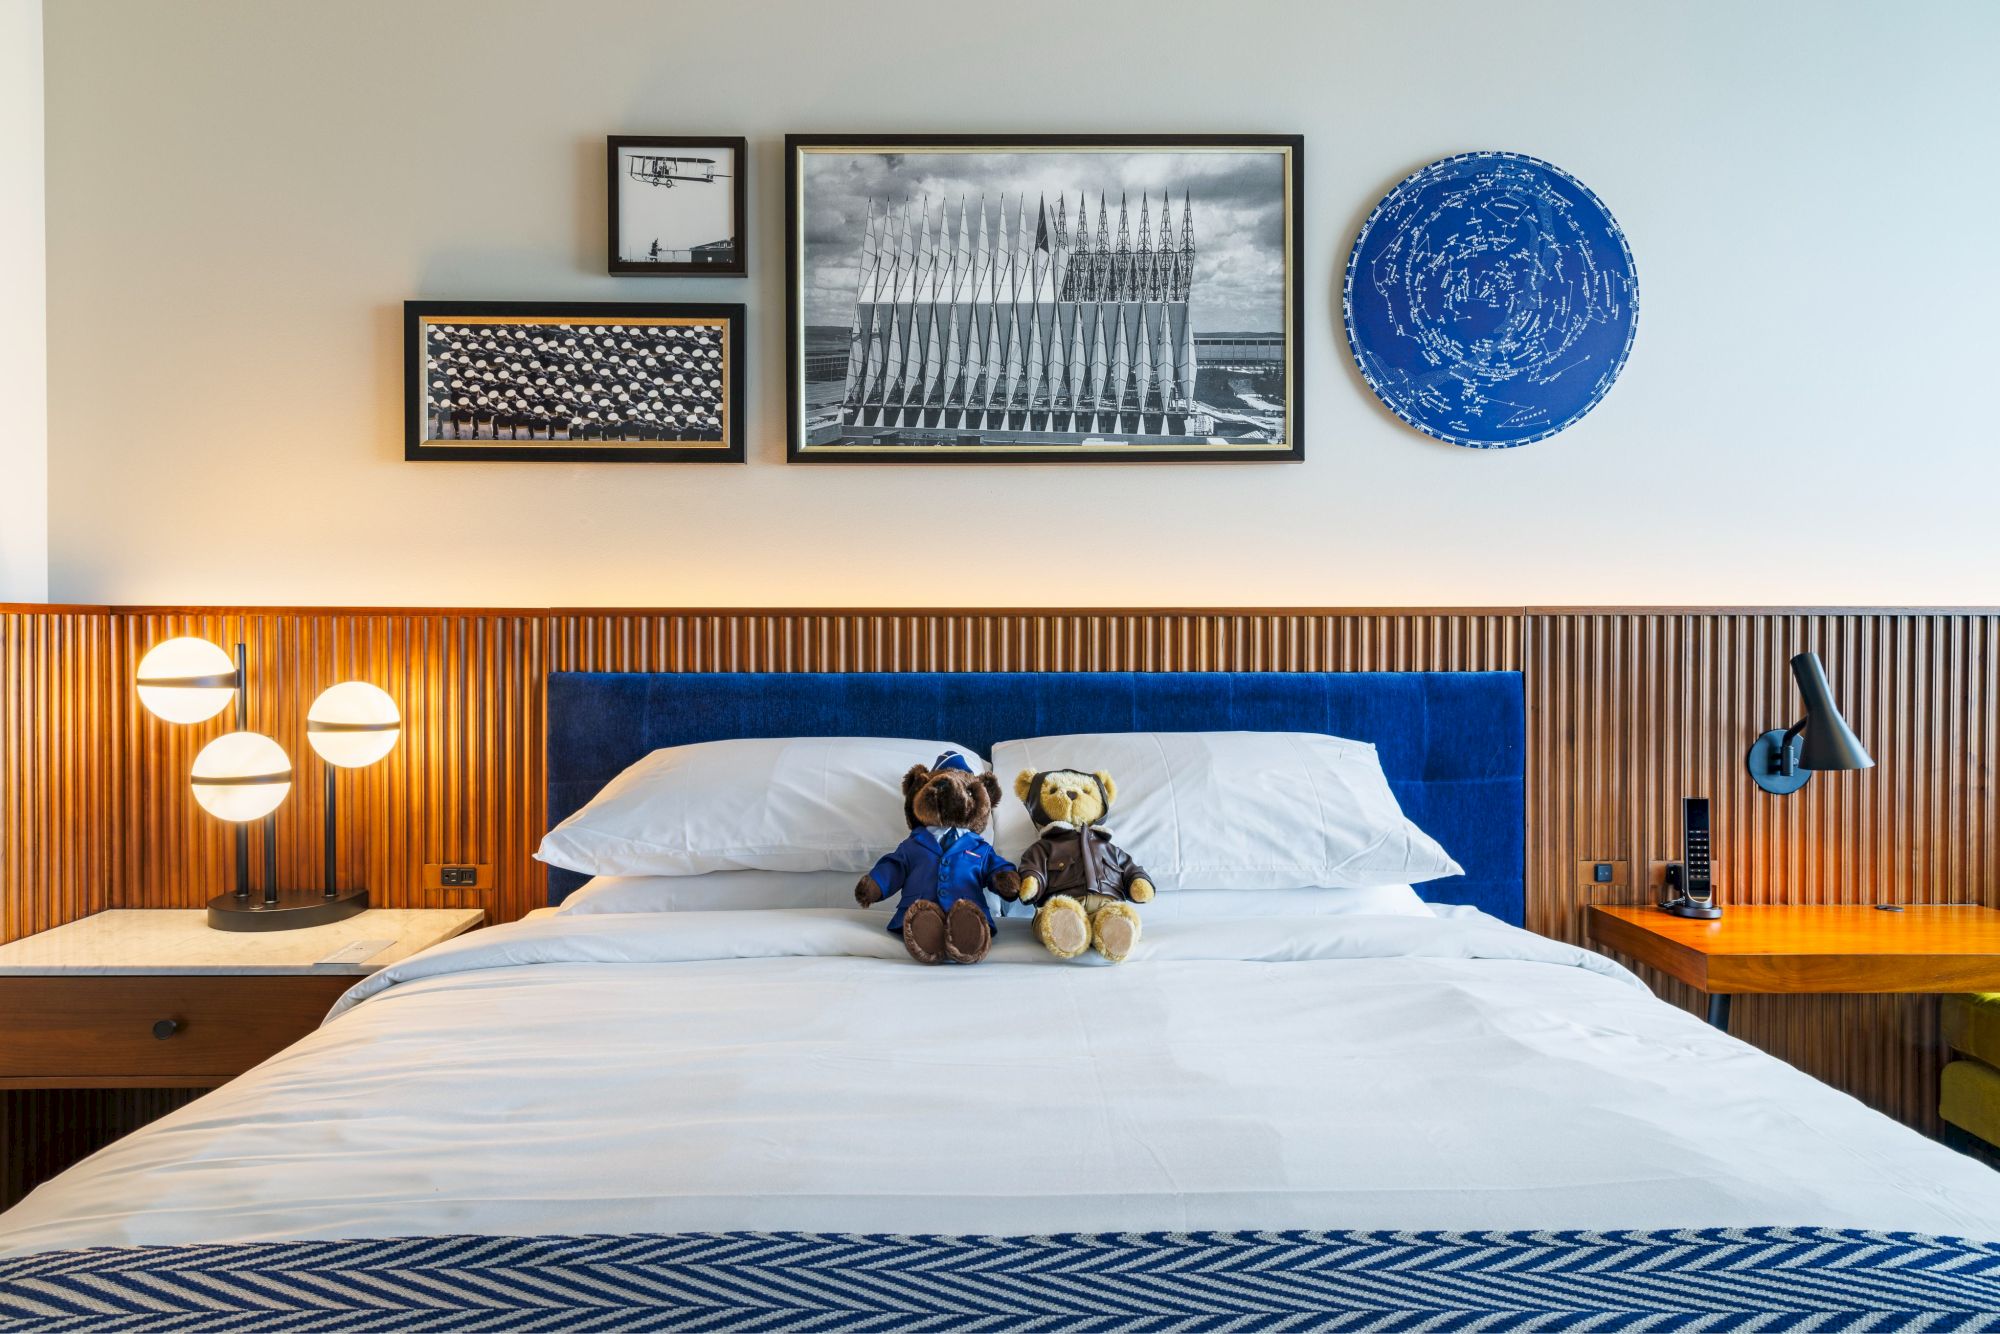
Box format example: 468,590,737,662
931,751,974,775
1024,769,1112,827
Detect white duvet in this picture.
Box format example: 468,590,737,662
6,908,2000,1256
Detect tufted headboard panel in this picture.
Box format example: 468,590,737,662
545,671,1525,922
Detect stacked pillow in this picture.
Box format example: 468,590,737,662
537,731,1463,917
990,731,1461,892
537,736,975,877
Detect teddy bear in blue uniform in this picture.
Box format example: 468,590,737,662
855,751,1020,964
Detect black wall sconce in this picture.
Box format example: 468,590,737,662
1745,651,1874,795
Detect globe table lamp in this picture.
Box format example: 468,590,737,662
189,731,294,822
135,636,397,931
305,681,402,918
135,637,241,724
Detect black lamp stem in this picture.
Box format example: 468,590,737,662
325,767,338,899
261,812,278,907
1774,718,1807,776
233,641,249,901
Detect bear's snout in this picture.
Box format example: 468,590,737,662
927,777,972,823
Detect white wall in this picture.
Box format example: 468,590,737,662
0,0,45,602
40,0,2000,607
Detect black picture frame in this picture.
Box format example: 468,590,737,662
403,301,745,463
785,133,1304,465
608,136,748,277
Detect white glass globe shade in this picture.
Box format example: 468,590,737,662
190,731,292,822
306,681,402,769
135,637,239,724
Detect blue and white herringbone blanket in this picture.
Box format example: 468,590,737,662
4,1227,1999,1333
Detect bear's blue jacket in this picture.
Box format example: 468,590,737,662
865,828,1014,932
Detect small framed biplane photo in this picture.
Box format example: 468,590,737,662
608,136,748,277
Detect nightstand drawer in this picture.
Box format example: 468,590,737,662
0,975,357,1086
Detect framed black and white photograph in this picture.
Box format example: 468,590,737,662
608,136,747,277
404,301,744,463
786,133,1302,464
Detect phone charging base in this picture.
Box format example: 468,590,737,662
1661,899,1724,920
1659,861,1723,919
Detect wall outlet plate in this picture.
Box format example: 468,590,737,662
1647,860,1674,894
421,862,494,891
1575,860,1630,894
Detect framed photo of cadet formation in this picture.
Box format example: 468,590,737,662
404,301,745,463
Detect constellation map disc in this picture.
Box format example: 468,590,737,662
1343,152,1639,449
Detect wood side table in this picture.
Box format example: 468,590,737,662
0,908,483,1089
1587,904,2000,1030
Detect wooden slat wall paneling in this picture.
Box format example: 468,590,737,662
527,610,1522,677
1,609,115,944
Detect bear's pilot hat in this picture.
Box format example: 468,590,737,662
1024,769,1112,828
932,750,974,775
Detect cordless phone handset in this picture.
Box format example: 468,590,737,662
1682,798,1711,903
1662,797,1722,919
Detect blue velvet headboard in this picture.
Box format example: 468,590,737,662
544,671,1525,923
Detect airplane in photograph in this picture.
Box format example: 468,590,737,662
627,155,728,187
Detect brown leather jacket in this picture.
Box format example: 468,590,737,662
1013,824,1150,903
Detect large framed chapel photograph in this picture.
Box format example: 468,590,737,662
786,134,1303,464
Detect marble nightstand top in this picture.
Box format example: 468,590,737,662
0,908,485,976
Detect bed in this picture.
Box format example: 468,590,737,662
4,671,2000,1331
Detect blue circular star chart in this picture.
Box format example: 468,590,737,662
1343,152,1639,449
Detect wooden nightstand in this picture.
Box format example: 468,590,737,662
1588,904,2000,1031
0,908,482,1089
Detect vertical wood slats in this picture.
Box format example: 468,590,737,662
1,609,114,943
0,1088,201,1209
2,605,1993,1134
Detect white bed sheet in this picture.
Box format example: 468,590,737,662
5,908,2000,1255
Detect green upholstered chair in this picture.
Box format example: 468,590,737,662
1942,994,2000,1162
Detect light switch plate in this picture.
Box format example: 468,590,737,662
1575,859,1631,894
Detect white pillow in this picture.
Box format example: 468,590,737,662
990,731,1462,891
535,737,982,877
557,870,861,914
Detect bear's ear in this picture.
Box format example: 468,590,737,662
1013,769,1039,803
1094,771,1117,807
979,771,1002,805
901,764,933,799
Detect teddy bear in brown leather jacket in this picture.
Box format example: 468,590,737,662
1010,768,1154,963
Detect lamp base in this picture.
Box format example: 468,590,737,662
207,887,370,932
1746,729,1811,795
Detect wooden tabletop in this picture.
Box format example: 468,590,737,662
0,909,485,976
1587,904,2000,995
